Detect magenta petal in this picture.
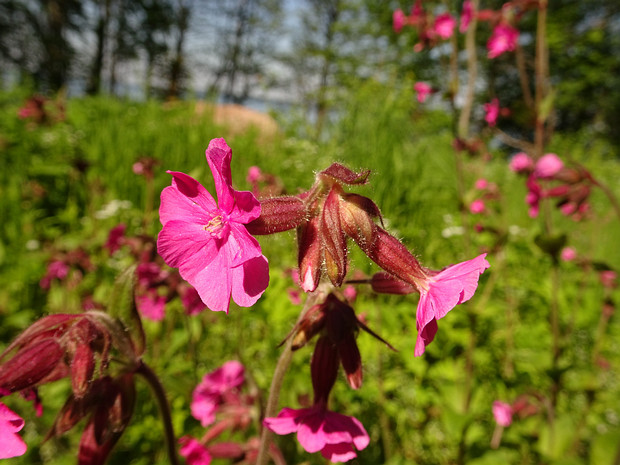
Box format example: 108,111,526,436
320,443,357,462
191,250,233,313
206,139,235,213
433,253,490,309
414,318,438,357
323,410,369,450
0,403,27,459
230,256,269,307
136,291,166,321
160,172,217,225
157,220,219,271
190,396,218,427
227,223,263,267
230,189,261,223
263,408,308,435
297,412,328,453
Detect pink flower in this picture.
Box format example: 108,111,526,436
136,289,166,321
560,247,577,262
0,402,27,459
191,361,245,426
474,178,489,190
264,404,369,463
460,0,473,33
179,436,212,465
487,23,519,58
246,166,262,184
433,13,457,39
104,224,126,255
469,199,486,214
484,98,500,126
600,270,617,289
180,285,207,315
39,260,70,290
493,401,513,427
533,153,564,179
393,9,407,33
509,152,534,173
415,254,490,356
414,82,432,103
157,138,269,313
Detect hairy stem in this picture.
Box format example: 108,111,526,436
136,361,179,465
255,286,328,465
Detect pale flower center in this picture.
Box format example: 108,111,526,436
203,214,228,238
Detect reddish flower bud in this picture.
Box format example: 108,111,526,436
321,187,348,287
370,272,416,295
70,343,96,399
246,196,307,235
298,216,322,292
311,336,340,404
289,304,327,351
319,163,370,185
0,339,64,393
337,332,362,390
340,193,381,249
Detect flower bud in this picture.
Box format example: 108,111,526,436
337,332,362,390
298,216,322,292
311,336,340,404
245,196,307,235
321,187,348,287
340,193,380,249
0,339,64,393
70,343,95,399
290,304,327,350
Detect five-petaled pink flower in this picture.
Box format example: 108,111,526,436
264,403,369,463
492,401,513,427
487,23,519,58
157,138,269,313
484,98,500,126
433,13,457,39
414,82,432,103
191,360,245,426
0,402,27,459
415,254,490,356
393,9,407,33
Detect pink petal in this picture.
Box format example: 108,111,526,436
227,223,263,267
230,256,269,308
533,153,564,179
136,290,166,321
493,401,513,427
432,253,490,309
160,172,217,226
320,443,357,462
157,220,219,272
323,410,369,450
206,139,235,213
229,190,261,224
297,411,329,453
190,396,219,427
190,249,233,313
415,318,438,357
179,436,212,465
0,403,27,459
263,407,309,435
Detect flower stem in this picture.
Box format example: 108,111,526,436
255,287,327,465
136,360,179,465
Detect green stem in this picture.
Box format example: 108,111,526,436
255,286,328,465
136,361,179,465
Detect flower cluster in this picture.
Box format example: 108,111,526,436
181,361,285,465
155,138,489,461
509,152,595,220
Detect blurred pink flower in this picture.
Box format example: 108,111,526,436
180,285,207,315
470,199,486,214
484,98,500,126
433,13,457,39
493,401,513,427
460,0,473,33
509,152,534,173
600,270,617,289
179,436,212,465
414,82,432,103
560,247,577,262
39,260,70,290
487,23,519,58
0,402,27,459
136,289,166,321
191,361,245,427
157,138,269,313
264,404,369,463
393,9,407,33
475,178,489,190
415,254,490,356
246,166,262,184
104,224,126,255
534,153,564,179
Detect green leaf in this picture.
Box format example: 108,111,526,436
107,264,145,357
